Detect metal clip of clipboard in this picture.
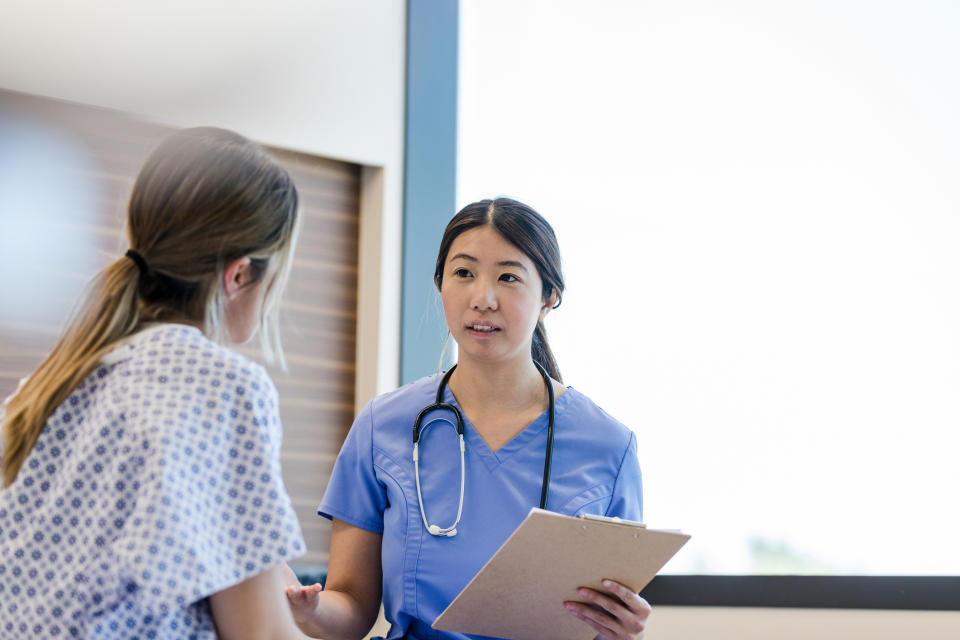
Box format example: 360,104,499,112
579,513,647,528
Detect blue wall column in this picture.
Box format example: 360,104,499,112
400,0,459,384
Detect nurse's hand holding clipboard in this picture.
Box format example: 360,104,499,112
566,579,652,639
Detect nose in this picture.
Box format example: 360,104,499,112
469,277,498,311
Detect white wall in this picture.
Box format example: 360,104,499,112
0,0,405,402
650,607,960,639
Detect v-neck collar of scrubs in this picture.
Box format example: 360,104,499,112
441,382,576,472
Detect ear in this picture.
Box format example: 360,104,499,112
539,288,560,321
222,256,253,299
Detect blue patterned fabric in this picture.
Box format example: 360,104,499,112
0,324,305,639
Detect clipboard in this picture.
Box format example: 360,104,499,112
432,508,690,640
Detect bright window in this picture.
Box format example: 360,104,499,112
458,0,960,575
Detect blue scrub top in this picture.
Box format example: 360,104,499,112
318,373,642,640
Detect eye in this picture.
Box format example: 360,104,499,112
499,273,519,283
453,268,473,278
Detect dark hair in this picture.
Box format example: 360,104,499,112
433,197,565,382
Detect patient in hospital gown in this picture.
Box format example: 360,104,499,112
0,126,306,639
0,324,304,639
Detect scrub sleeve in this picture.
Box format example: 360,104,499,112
316,402,386,533
606,431,643,521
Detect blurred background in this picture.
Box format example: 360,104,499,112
459,0,960,577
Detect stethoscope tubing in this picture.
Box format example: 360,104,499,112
412,362,555,537
539,363,556,511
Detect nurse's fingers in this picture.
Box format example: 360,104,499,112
564,601,623,640
575,587,647,635
600,580,651,619
567,581,650,639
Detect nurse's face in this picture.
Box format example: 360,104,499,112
440,225,554,367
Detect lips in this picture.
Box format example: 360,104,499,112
466,321,500,333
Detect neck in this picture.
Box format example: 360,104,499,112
448,355,546,415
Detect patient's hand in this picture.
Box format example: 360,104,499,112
284,576,324,630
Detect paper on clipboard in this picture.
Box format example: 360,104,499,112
432,508,689,640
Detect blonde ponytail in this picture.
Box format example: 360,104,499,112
2,126,300,487
2,257,141,487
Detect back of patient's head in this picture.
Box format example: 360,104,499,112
1,127,299,487
128,127,299,342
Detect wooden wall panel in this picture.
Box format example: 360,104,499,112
0,90,359,567
238,145,361,567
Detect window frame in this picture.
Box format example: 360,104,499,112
640,576,960,610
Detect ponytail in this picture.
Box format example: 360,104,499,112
532,320,562,384
2,127,299,488
2,257,141,487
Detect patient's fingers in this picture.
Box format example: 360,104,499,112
285,582,323,603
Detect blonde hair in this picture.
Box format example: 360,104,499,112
2,127,299,487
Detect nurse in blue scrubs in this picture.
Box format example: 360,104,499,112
286,198,650,640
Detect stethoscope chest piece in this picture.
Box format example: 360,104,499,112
413,368,465,538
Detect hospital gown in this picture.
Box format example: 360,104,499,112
318,373,643,640
0,323,304,639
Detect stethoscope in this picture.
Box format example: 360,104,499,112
412,361,556,537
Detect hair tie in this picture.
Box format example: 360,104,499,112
125,249,149,277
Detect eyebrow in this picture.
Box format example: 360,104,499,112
449,253,529,271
